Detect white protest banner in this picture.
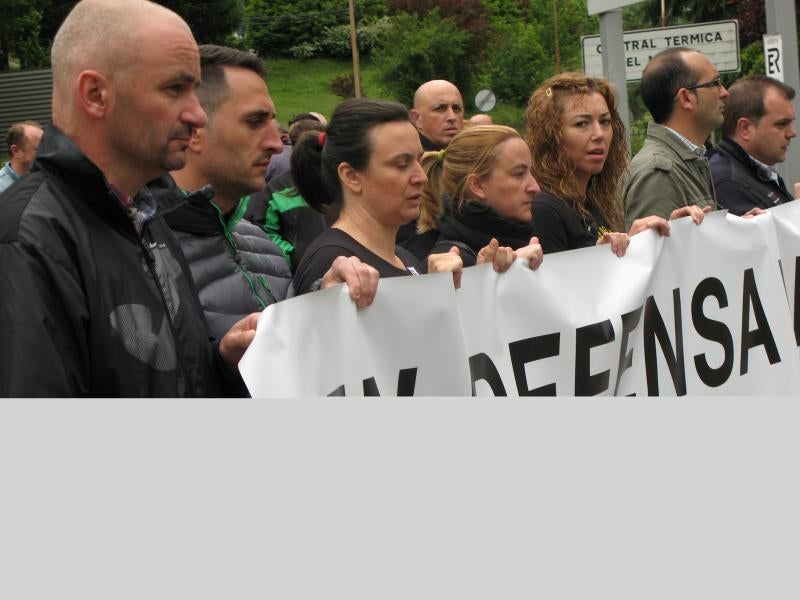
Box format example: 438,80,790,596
769,200,800,349
456,230,663,396
239,211,800,396
457,211,800,396
240,272,470,397
638,210,799,396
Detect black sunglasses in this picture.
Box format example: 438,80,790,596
684,77,722,91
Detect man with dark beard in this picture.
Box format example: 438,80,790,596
165,45,377,341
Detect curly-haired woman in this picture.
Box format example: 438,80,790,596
524,73,707,255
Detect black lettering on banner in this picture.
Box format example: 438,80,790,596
794,257,800,346
643,289,687,396
328,368,419,396
740,268,781,374
575,320,615,396
468,353,507,396
613,306,643,395
691,277,734,387
508,333,560,396
395,368,418,396
362,367,419,396
362,377,381,396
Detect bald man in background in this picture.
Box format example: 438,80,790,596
468,114,493,126
0,0,255,396
396,79,467,259
411,79,465,150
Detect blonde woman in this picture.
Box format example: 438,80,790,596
419,125,543,270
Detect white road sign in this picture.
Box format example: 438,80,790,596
763,34,784,81
582,20,740,82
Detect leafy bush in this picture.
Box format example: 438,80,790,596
289,42,319,59
1,2,47,71
318,16,392,56
485,19,551,106
290,16,392,58
630,112,653,156
246,0,388,57
388,0,489,56
329,73,366,98
371,10,472,106
739,40,765,78
156,0,244,44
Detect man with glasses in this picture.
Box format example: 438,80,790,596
710,75,797,215
623,48,728,229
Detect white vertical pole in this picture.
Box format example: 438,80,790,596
599,9,631,156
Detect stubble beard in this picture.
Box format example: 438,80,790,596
158,123,195,172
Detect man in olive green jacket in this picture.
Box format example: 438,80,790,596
623,48,727,230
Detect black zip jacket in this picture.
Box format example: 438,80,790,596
709,137,794,215
0,125,243,397
161,184,293,342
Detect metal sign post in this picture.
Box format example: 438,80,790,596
588,0,645,156
598,10,631,155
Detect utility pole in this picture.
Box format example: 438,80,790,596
552,0,561,72
348,0,362,98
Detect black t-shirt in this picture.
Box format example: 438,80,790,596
531,191,612,254
293,228,425,294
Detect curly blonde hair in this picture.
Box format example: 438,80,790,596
524,73,626,231
418,125,521,233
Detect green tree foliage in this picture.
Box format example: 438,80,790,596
388,0,489,55
154,0,245,44
484,19,549,105
626,0,779,47
739,39,765,76
246,0,388,57
4,0,247,71
0,1,48,71
480,0,595,106
288,16,391,58
528,0,596,73
482,0,528,20
371,9,471,106
37,0,75,58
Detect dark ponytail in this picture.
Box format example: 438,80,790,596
291,98,411,213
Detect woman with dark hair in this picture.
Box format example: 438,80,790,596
292,98,462,294
524,73,707,255
420,124,544,270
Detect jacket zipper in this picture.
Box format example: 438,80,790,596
211,201,278,307
139,225,186,397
